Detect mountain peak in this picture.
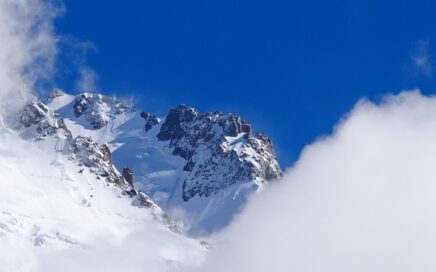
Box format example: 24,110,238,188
155,105,281,203
140,111,160,132
47,88,66,103
73,92,133,129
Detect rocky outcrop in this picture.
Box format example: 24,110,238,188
68,136,131,188
140,112,160,132
46,88,66,103
122,166,134,187
120,188,181,233
157,104,282,201
20,101,127,186
136,191,181,233
20,101,72,139
73,93,133,129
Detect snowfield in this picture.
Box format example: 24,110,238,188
0,120,206,272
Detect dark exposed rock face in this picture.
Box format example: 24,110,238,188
20,101,72,139
46,88,66,103
137,191,160,209
133,191,182,233
140,112,160,132
158,105,197,144
20,101,48,126
118,188,182,233
68,136,131,188
122,167,134,187
73,93,132,129
157,104,282,201
219,113,252,137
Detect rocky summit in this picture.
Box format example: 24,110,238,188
72,92,133,129
157,104,281,201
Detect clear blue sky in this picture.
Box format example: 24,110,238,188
55,0,436,168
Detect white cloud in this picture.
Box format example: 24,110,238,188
59,37,99,92
193,90,436,272
0,0,60,119
411,40,432,76
75,65,98,92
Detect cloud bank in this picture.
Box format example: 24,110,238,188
194,90,436,272
0,0,59,118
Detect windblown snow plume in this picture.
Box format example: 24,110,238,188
0,0,58,118
195,90,436,272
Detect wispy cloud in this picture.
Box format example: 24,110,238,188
75,65,98,92
59,37,99,93
0,0,61,118
411,40,432,76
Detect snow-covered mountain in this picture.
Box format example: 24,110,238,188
31,88,281,234
0,88,281,271
0,110,206,272
18,99,178,230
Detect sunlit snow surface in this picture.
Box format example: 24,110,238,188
0,122,205,272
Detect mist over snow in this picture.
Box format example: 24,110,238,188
191,90,436,272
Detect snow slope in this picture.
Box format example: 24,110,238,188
0,117,205,272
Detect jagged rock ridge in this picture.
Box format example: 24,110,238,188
20,101,72,139
157,104,282,201
73,93,133,129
